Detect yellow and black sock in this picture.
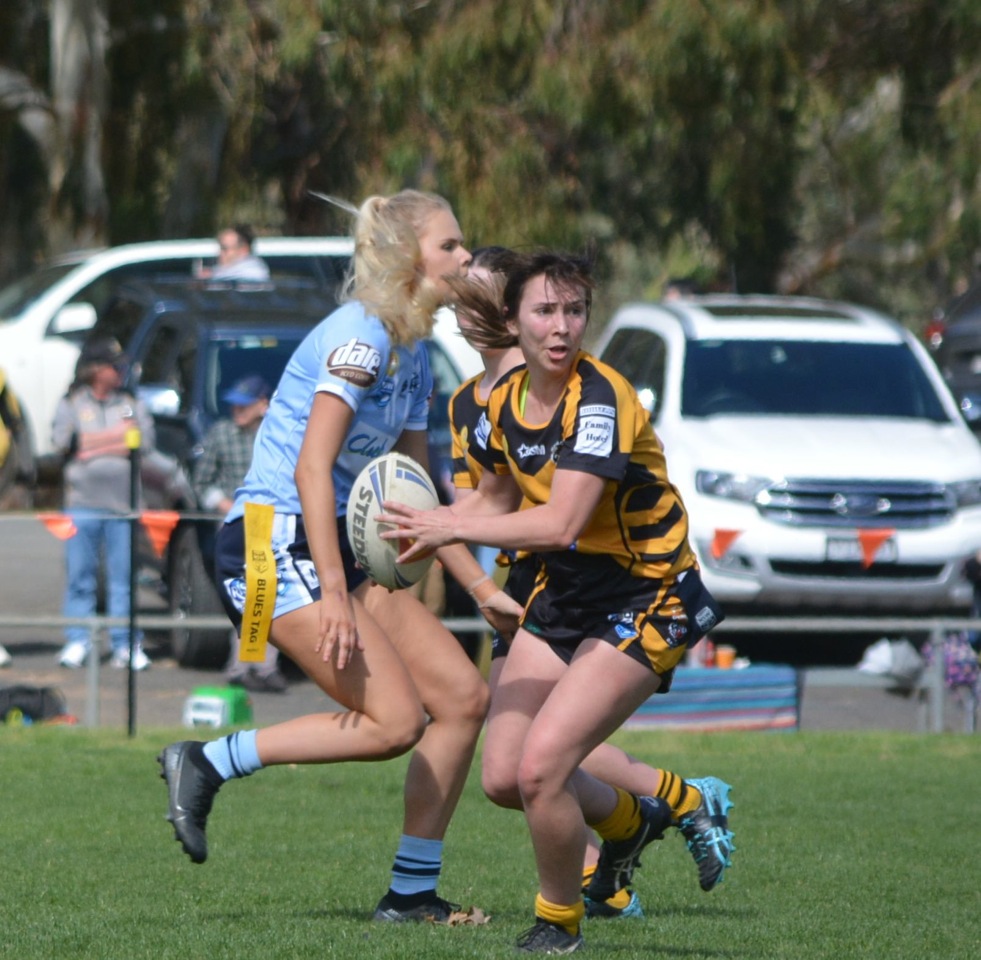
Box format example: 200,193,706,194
534,893,585,936
653,770,702,821
587,786,642,841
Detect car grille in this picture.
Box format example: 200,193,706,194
758,479,952,528
769,560,945,579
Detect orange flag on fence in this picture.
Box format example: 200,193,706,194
141,510,181,558
857,529,896,569
39,513,77,541
711,528,743,560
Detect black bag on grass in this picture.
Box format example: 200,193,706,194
0,684,68,723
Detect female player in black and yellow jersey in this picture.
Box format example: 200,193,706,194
383,251,736,954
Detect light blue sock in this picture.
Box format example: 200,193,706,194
202,730,263,781
389,835,444,897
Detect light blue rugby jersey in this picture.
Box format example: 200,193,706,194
226,301,432,521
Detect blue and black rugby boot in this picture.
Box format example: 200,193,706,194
583,888,644,919
677,776,735,891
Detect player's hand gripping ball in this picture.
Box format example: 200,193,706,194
345,452,439,590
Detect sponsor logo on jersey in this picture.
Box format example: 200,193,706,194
695,605,719,633
348,432,389,458
516,442,547,459
665,618,689,647
615,622,638,641
607,611,634,623
375,378,394,407
225,576,248,613
580,404,616,418
327,338,383,387
398,372,422,398
474,412,491,450
574,405,615,457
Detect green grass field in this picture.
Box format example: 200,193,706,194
2,726,978,959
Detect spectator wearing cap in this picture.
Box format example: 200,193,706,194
193,374,287,693
51,336,156,670
199,225,270,282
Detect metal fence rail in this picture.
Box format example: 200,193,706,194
1,612,977,733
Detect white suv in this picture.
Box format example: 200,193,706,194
594,294,981,614
0,237,353,462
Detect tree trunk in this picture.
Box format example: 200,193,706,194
48,0,109,251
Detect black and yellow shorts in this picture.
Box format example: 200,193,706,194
522,552,724,691
490,553,541,660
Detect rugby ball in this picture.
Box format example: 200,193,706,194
345,452,440,590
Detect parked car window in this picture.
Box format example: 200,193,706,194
140,321,188,390
601,327,666,417
97,296,149,351
681,340,951,421
60,260,200,330
262,254,349,291
0,264,77,316
203,335,303,421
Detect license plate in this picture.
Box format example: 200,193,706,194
826,537,898,563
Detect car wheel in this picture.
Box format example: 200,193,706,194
168,524,229,668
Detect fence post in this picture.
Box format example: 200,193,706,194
126,430,142,737
927,627,946,734
84,618,101,728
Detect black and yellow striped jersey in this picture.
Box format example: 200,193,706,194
471,350,697,580
447,372,486,492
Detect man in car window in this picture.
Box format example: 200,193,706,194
192,374,287,692
199,225,270,282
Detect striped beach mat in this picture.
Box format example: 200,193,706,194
626,664,800,732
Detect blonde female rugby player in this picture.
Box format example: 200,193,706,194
158,190,519,923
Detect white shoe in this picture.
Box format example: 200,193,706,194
0,643,11,668
59,641,89,668
111,647,151,671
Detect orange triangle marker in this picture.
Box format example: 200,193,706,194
711,529,743,560
857,529,896,569
141,510,181,558
39,513,77,541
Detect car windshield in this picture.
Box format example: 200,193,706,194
681,340,951,421
202,334,306,421
0,263,79,319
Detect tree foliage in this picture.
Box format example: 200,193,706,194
2,0,981,327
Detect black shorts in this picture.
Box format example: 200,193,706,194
522,552,724,690
214,513,367,629
490,553,541,660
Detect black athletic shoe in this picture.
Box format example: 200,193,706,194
373,894,461,923
158,741,222,864
515,919,584,954
585,795,672,902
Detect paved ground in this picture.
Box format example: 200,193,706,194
2,626,962,734
0,634,914,732
0,510,974,734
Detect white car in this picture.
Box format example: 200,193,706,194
594,294,981,614
0,236,353,463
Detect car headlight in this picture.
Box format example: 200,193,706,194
948,479,981,507
695,470,773,503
